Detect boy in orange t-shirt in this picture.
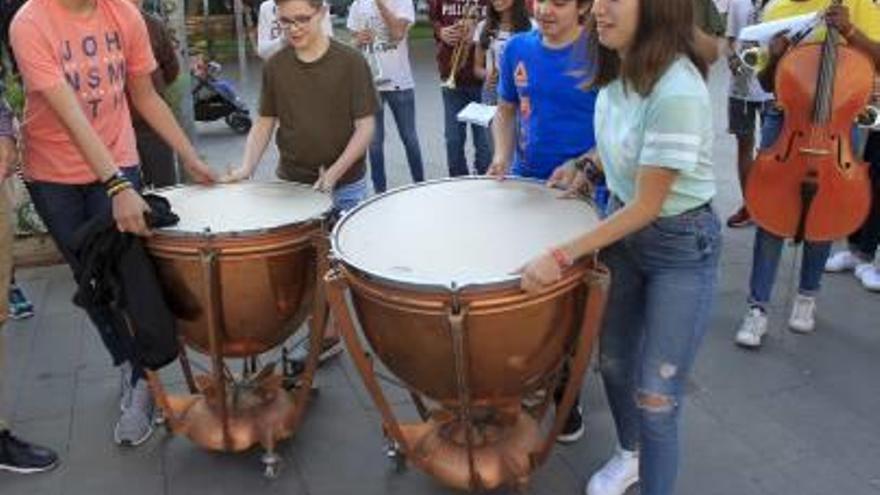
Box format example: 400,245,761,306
10,0,216,446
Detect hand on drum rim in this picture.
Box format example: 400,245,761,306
546,164,589,199
220,165,252,183
486,160,510,180
517,250,563,294
312,166,340,193
183,157,218,185
517,245,578,293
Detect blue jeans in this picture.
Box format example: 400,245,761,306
848,131,880,259
441,86,492,177
332,176,368,213
749,229,830,306
369,89,425,194
26,166,146,384
750,106,831,307
598,199,721,495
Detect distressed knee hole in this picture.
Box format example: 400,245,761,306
636,391,675,413
658,362,678,380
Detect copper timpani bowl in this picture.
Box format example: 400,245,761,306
331,177,601,410
146,182,332,357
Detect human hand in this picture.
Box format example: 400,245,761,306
825,4,854,38
312,165,342,193
183,157,217,184
220,165,251,183
519,250,567,293
547,162,589,198
355,29,375,47
768,30,792,59
440,24,463,45
486,159,510,179
112,188,151,236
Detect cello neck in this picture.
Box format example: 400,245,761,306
812,0,844,124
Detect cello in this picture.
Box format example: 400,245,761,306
745,0,874,243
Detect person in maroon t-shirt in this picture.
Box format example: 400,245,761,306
428,0,492,177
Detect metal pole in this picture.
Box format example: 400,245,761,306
232,0,249,87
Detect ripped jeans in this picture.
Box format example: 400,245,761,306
597,198,721,495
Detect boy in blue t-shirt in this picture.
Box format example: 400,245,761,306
488,0,597,182
486,0,598,444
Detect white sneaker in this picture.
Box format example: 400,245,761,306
854,262,873,281
859,265,880,292
788,294,816,333
824,250,863,272
735,307,768,348
586,448,639,495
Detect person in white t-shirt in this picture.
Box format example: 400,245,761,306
472,0,534,104
724,0,771,228
347,0,425,193
257,0,333,60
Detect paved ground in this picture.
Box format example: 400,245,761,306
1,38,879,495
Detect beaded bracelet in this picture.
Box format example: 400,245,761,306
103,170,127,188
103,171,134,198
106,178,133,198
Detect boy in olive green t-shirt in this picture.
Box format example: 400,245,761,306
228,0,379,212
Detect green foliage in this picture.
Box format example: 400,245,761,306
2,72,24,117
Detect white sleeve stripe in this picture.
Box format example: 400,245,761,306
642,149,700,164
644,132,701,147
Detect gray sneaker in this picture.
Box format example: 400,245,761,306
119,362,133,412
114,379,155,447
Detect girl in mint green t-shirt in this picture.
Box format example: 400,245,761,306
519,0,722,494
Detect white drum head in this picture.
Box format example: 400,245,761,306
332,177,600,291
156,182,332,235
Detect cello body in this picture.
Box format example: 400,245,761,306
745,41,874,241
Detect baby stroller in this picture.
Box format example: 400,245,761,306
191,57,252,134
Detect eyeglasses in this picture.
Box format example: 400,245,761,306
277,10,321,30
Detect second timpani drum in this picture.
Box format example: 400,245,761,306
326,177,608,490
143,182,332,474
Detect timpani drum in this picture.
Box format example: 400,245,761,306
325,177,609,490
144,182,332,477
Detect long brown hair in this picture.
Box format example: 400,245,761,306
586,0,708,96
479,0,532,50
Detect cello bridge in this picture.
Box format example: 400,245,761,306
799,147,831,156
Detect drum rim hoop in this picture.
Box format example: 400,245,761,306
330,176,597,293
151,181,332,238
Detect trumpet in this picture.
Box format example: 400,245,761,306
441,3,480,90
729,46,769,76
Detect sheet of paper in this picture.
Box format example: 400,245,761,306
457,102,498,128
738,12,819,45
